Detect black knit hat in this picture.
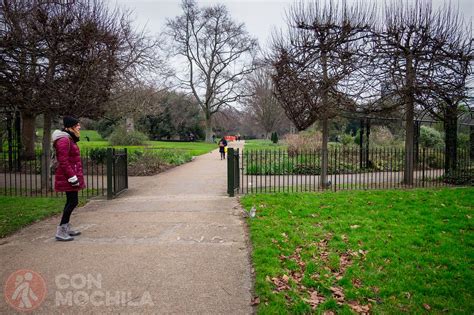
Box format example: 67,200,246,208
63,116,79,128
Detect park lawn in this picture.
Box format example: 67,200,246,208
0,196,87,237
78,139,216,156
240,188,474,314
244,139,287,151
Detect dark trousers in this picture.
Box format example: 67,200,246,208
60,191,79,225
220,151,225,159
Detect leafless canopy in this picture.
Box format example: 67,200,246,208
165,0,258,141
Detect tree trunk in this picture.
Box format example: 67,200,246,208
320,118,329,189
21,112,36,160
41,112,52,190
205,114,213,143
444,109,458,175
403,55,415,185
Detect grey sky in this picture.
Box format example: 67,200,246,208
108,0,473,50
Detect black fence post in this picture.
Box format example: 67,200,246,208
227,147,235,197
107,148,113,200
124,148,128,189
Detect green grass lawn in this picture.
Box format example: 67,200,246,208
0,196,87,237
244,139,287,151
240,188,474,314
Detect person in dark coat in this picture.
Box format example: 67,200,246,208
218,137,228,160
52,116,85,241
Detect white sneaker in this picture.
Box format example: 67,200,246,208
55,225,74,241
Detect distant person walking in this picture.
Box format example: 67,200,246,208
218,137,228,160
52,116,85,241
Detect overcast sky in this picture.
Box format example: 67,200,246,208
107,0,473,49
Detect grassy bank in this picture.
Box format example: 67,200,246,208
0,196,87,237
241,188,473,314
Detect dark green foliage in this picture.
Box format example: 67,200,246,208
94,119,118,139
443,169,474,185
88,148,107,164
136,91,204,140
271,132,279,144
420,125,444,148
108,127,148,146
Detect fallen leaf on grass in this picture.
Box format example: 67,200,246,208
351,225,360,229
250,297,260,305
323,311,335,315
423,303,431,311
303,291,325,309
270,277,290,292
348,301,371,314
330,286,345,304
352,278,362,288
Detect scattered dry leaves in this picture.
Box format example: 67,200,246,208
348,300,371,314
303,291,326,309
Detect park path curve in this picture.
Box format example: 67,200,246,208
0,141,253,314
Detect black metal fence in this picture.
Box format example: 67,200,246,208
0,147,127,199
227,147,473,195
107,148,128,199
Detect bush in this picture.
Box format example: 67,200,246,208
458,133,469,149
443,169,474,186
108,127,148,146
127,149,193,176
88,148,108,164
95,119,117,139
371,126,395,146
271,132,279,144
285,131,322,156
420,126,444,149
341,134,354,146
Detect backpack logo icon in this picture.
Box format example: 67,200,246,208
4,269,47,311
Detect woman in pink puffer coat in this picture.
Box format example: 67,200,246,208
52,116,85,241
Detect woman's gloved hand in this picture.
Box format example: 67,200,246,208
68,175,80,187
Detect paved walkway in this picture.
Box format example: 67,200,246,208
0,141,253,314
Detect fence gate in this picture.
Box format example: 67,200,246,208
227,148,240,197
107,148,128,199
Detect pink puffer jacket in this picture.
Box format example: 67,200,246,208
52,130,85,192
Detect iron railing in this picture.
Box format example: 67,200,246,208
107,148,128,199
0,147,128,199
227,147,472,196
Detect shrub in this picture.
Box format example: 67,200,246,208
443,169,474,185
285,131,322,156
341,134,354,146
108,127,148,146
127,149,193,176
271,132,279,144
371,126,395,146
95,119,117,139
420,125,444,149
88,148,107,164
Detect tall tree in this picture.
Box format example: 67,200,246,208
242,67,287,138
270,0,373,187
370,0,473,184
165,0,258,142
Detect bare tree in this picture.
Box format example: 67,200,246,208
242,67,287,138
165,0,258,142
417,4,473,174
269,0,373,187
371,0,474,184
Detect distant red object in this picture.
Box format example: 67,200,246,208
224,136,236,141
